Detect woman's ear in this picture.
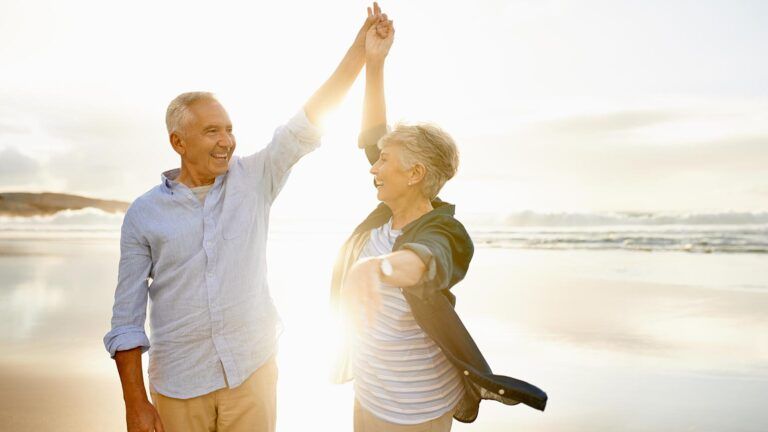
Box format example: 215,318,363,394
410,163,427,185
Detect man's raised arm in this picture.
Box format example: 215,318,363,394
303,2,386,126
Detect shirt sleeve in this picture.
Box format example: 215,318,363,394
103,210,152,358
239,108,322,203
396,216,474,300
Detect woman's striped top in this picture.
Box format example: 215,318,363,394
352,218,463,425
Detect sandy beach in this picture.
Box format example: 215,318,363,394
1,235,767,431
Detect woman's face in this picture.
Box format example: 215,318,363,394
370,143,413,203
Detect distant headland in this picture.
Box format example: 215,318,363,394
0,192,129,217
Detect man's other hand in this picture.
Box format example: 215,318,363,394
126,400,165,432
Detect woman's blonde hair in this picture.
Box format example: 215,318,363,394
378,123,460,199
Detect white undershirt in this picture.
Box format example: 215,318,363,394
189,184,213,203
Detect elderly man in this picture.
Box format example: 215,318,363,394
104,4,389,432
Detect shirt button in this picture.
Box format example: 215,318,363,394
499,389,505,395
463,370,469,376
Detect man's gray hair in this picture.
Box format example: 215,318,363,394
378,123,460,199
165,91,217,134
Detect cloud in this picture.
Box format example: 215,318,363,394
748,184,768,198
0,94,175,200
463,132,768,180
536,110,684,135
461,100,768,183
454,117,768,212
0,120,33,135
0,147,43,186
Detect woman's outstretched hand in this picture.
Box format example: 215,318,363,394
341,257,383,329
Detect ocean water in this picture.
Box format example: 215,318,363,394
1,211,767,431
2,208,767,253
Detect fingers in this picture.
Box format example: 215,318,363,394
154,419,166,432
372,2,386,27
368,290,382,326
376,14,389,38
364,2,384,32
364,293,377,327
342,290,362,330
374,21,394,40
345,272,380,329
348,283,366,330
342,259,385,329
363,286,373,326
340,283,355,314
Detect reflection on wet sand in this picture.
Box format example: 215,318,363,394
1,239,767,431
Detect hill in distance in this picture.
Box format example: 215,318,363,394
0,192,129,217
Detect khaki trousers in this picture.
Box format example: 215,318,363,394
353,399,454,432
150,356,278,432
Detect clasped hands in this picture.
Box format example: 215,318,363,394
354,2,395,65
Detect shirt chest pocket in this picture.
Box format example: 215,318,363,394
221,191,256,240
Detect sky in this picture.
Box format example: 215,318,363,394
1,0,767,220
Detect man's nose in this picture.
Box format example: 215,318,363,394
219,133,234,149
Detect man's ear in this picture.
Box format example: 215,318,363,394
169,132,185,156
410,163,427,185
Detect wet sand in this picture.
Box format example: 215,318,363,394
1,237,767,431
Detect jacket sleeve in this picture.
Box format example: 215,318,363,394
358,124,389,166
397,216,474,300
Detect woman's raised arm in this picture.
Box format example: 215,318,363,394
359,13,394,164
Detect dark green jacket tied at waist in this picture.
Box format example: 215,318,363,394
330,129,548,422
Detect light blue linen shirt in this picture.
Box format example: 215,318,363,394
104,110,321,398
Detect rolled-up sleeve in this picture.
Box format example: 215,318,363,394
397,217,474,300
103,211,152,358
240,108,322,202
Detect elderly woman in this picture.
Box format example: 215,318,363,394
330,8,547,432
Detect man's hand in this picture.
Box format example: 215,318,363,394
126,399,165,432
365,13,395,64
303,2,386,125
341,257,383,328
353,2,386,50
115,348,163,432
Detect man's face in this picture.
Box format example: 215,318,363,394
173,99,236,179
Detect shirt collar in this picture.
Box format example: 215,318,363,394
160,164,233,195
160,168,182,194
